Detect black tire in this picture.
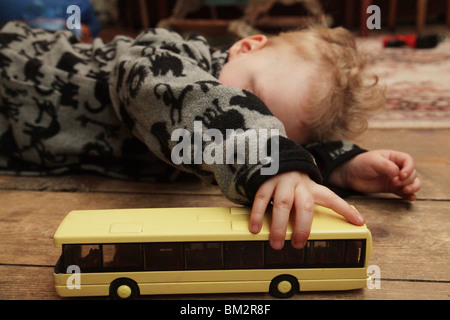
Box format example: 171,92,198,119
109,278,140,300
269,275,299,298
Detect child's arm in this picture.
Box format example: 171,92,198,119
250,144,420,250
109,28,322,205
328,150,421,201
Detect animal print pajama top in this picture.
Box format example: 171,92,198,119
0,22,365,205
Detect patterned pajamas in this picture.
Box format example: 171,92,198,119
0,22,365,205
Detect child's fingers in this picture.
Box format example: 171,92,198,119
313,185,365,226
291,186,314,249
250,182,274,234
373,153,400,179
392,176,421,201
269,183,295,250
402,176,421,195
394,169,417,186
390,151,415,179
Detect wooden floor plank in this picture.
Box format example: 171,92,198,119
354,129,450,200
1,128,448,300
0,173,221,195
0,129,447,200
0,189,448,299
347,198,450,282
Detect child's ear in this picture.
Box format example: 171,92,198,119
228,35,268,59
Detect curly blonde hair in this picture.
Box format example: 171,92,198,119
267,26,385,141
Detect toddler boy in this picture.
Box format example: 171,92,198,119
0,22,420,249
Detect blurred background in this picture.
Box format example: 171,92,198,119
0,0,449,43
1,0,449,127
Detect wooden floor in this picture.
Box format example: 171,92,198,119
0,128,449,300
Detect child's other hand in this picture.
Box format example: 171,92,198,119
330,150,421,201
250,171,365,250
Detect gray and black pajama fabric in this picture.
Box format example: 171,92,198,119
0,22,364,205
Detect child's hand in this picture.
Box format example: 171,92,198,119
250,171,365,250
329,150,421,201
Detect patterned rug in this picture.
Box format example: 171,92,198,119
356,32,450,128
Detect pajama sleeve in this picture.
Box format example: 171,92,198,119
109,29,321,205
304,141,367,197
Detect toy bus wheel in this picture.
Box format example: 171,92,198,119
269,275,299,298
110,278,139,299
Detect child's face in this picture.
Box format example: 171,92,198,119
219,35,316,145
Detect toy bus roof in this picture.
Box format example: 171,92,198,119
53,206,370,247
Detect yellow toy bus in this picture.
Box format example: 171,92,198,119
53,206,372,299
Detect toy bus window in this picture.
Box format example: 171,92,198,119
306,240,345,266
144,243,183,271
224,241,263,269
264,241,305,268
184,242,222,270
345,240,364,266
62,244,101,272
103,244,143,270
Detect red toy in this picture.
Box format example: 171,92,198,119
383,34,445,49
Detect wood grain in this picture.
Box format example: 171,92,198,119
0,129,449,300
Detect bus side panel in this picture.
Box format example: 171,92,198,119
139,281,270,296
54,272,110,297
54,267,370,297
54,268,368,285
299,278,368,291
